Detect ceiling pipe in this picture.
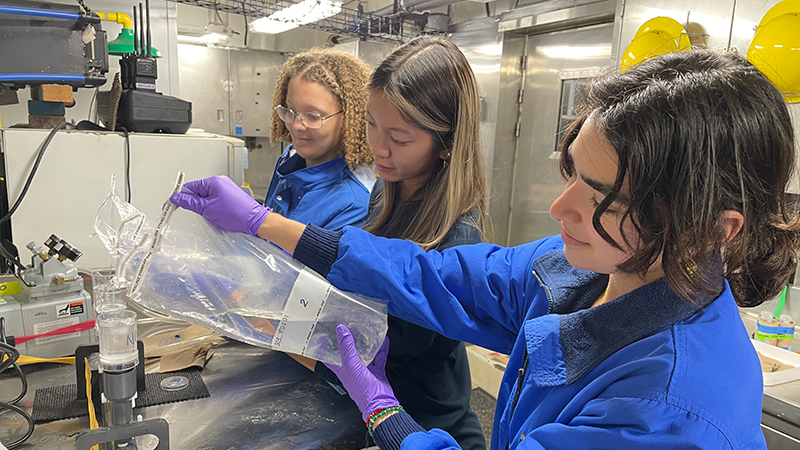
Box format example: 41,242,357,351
405,0,459,13
368,0,459,17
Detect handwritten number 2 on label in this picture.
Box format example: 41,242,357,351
300,298,308,308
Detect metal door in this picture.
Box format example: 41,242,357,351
177,44,230,136
508,23,614,246
228,49,285,137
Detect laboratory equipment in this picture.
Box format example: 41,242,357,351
96,309,139,441
757,310,797,350
73,311,172,450
0,1,108,89
110,0,193,134
94,175,388,366
125,207,389,366
7,235,94,358
97,309,138,373
92,269,128,314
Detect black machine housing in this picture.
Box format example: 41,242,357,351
0,1,108,89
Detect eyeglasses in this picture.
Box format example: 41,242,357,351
274,105,342,130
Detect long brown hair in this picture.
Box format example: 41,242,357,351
559,50,800,306
270,48,372,168
364,36,489,250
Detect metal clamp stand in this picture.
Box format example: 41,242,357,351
74,342,170,449
76,418,170,450
75,342,146,400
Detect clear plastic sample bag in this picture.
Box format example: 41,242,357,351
94,175,388,365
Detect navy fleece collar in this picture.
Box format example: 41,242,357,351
526,249,717,386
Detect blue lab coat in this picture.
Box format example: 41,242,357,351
264,145,373,231
298,229,766,450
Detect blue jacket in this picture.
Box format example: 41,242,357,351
264,145,374,231
296,229,766,450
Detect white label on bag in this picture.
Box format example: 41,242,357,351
272,268,331,356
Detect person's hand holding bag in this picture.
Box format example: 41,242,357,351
325,324,399,422
170,175,270,236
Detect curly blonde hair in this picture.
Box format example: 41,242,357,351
270,48,373,168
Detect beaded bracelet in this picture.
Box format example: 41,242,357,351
367,406,400,429
367,406,404,437
366,406,403,427
366,408,384,425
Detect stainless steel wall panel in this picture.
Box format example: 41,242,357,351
509,23,614,246
727,0,771,54
450,19,503,193
177,44,230,136
500,0,616,35
228,49,285,137
617,0,736,54
450,18,512,244
487,36,526,246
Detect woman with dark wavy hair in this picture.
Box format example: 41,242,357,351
172,49,798,449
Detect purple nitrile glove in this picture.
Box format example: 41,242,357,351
170,175,270,236
325,324,399,422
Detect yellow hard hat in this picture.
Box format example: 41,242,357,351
758,0,800,28
747,13,800,103
621,30,690,72
634,16,687,40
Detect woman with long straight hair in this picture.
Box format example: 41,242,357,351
331,36,489,449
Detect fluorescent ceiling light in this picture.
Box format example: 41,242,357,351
249,0,342,34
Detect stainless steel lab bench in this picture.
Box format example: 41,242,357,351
0,336,365,449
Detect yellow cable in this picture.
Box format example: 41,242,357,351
16,355,75,365
84,357,100,450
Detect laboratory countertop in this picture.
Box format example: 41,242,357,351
764,381,800,425
739,310,800,447
0,339,366,450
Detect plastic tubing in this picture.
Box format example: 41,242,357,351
96,11,133,29
0,6,80,20
0,74,85,83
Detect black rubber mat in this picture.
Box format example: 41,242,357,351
32,367,209,424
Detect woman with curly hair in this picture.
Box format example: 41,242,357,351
265,48,374,231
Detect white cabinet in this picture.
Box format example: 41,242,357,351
0,128,244,269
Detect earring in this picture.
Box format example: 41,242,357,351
447,151,452,159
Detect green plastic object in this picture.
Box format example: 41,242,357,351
107,29,161,57
775,285,788,318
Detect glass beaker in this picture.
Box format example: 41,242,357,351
96,310,138,372
92,269,128,314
